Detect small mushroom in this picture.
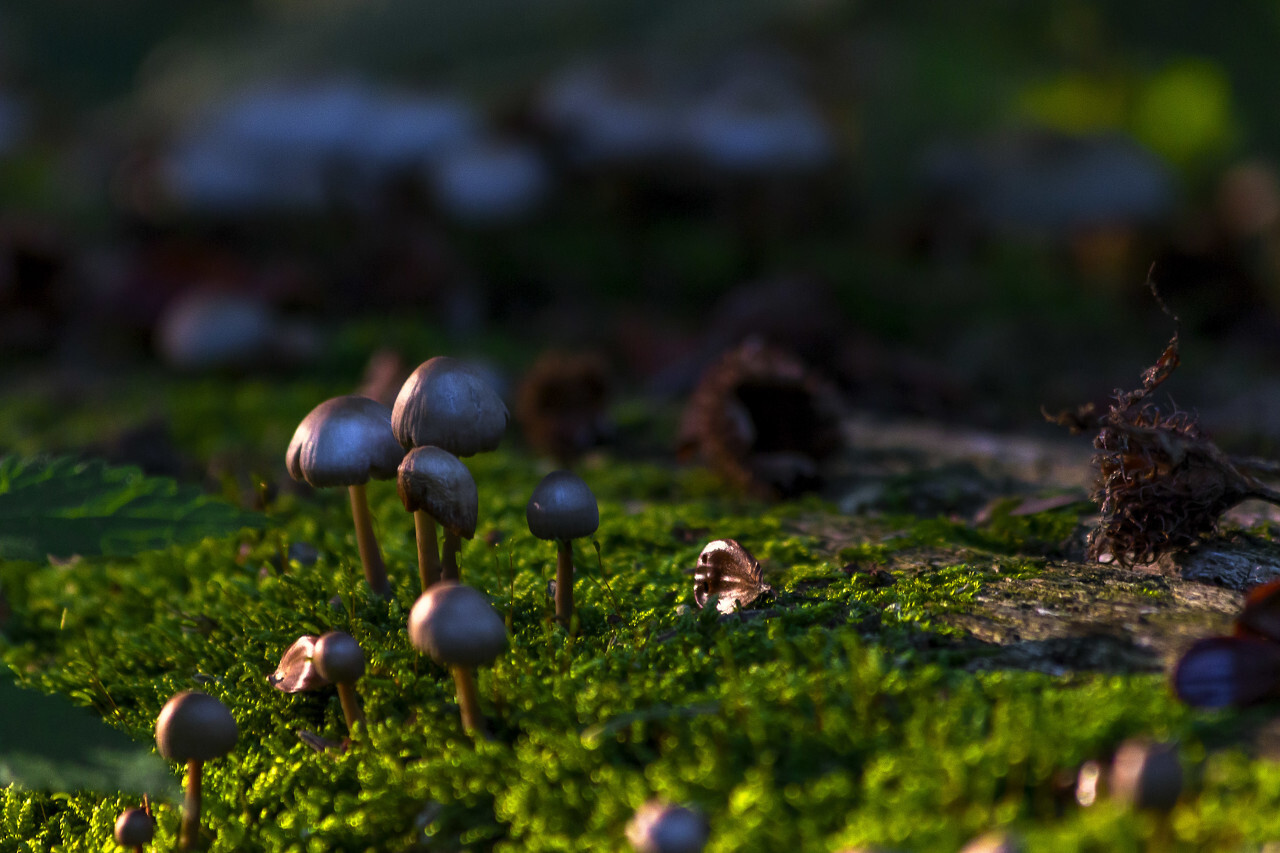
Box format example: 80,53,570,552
625,800,709,853
397,446,478,590
391,356,509,457
286,395,406,596
408,581,507,735
155,691,238,852
114,807,154,852
526,470,599,629
313,630,367,733
1109,739,1182,812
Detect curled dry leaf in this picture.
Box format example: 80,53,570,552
694,539,772,614
268,635,329,693
678,339,843,498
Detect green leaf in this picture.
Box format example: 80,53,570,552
0,666,175,796
0,456,264,561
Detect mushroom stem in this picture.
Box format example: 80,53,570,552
336,682,366,732
555,540,574,629
348,483,391,596
414,510,441,591
179,759,202,852
442,530,462,581
451,665,486,736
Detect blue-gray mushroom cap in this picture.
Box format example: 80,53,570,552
391,356,509,456
527,470,599,541
286,395,406,488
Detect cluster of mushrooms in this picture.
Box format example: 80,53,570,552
123,356,708,852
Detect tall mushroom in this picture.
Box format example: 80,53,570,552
408,581,507,735
155,691,238,852
286,395,405,596
526,470,599,628
397,446,478,590
392,357,508,584
313,630,366,733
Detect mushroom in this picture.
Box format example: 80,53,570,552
392,357,507,585
397,446,478,590
408,581,507,735
155,691,238,852
313,630,366,733
526,470,599,629
625,800,709,853
286,395,406,596
1109,739,1182,812
114,807,154,852
391,356,509,456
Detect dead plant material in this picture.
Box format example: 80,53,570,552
678,339,844,498
516,350,613,465
1048,283,1280,566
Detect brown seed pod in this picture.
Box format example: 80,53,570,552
677,339,843,498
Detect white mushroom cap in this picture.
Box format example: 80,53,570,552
155,691,238,763
408,581,507,667
391,357,509,456
626,800,709,853
397,446,479,538
313,631,366,684
286,395,406,488
526,470,599,541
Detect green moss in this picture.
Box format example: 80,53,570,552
0,431,1274,851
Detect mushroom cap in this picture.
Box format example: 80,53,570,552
526,470,599,541
155,691,238,763
313,630,366,684
408,581,507,667
391,357,509,456
625,800,709,853
286,395,405,488
397,446,479,538
114,808,155,846
1110,739,1183,812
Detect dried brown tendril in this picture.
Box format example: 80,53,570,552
1048,281,1280,565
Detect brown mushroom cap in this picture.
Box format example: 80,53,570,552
391,357,509,456
408,581,507,667
155,691,238,763
114,808,155,846
313,631,366,684
286,395,405,488
397,446,479,538
526,470,599,541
